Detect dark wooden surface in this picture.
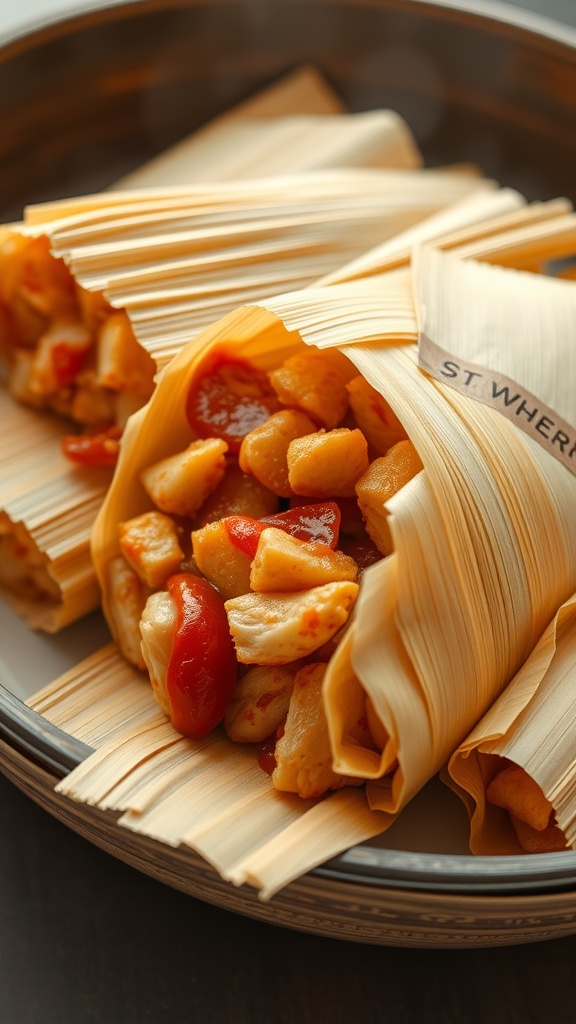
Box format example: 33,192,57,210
2,770,576,1024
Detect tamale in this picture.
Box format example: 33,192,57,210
38,244,573,895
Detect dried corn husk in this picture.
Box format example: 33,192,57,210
0,66,348,632
0,387,106,629
20,166,482,370
325,248,576,818
445,591,576,854
115,110,422,188
320,194,573,284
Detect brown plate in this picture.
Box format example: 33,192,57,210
1,0,576,947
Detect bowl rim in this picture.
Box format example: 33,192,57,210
2,0,576,55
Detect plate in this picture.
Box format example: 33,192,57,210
1,0,576,948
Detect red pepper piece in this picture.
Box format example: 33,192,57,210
186,353,280,453
61,426,121,468
225,502,341,559
51,340,89,388
166,574,237,739
224,515,265,559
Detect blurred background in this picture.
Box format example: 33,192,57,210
1,0,576,39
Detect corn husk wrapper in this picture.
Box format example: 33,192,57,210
320,194,574,284
325,248,576,819
20,166,482,370
116,107,422,189
0,387,108,628
29,644,390,899
444,591,576,854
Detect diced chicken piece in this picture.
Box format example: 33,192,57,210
140,589,177,718
192,519,252,600
106,555,149,669
239,409,317,497
2,284,50,352
141,438,228,518
272,663,364,798
224,580,358,664
486,764,554,832
268,350,351,429
355,439,423,556
510,814,567,853
347,375,408,454
8,350,46,407
28,319,92,397
70,379,117,427
287,427,369,497
194,460,279,527
95,311,155,397
0,234,76,329
224,664,297,743
119,511,184,589
250,526,358,592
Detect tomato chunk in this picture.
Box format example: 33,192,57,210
166,574,238,739
186,353,280,453
61,426,121,468
225,502,341,559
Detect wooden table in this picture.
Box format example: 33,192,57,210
2,769,576,1024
